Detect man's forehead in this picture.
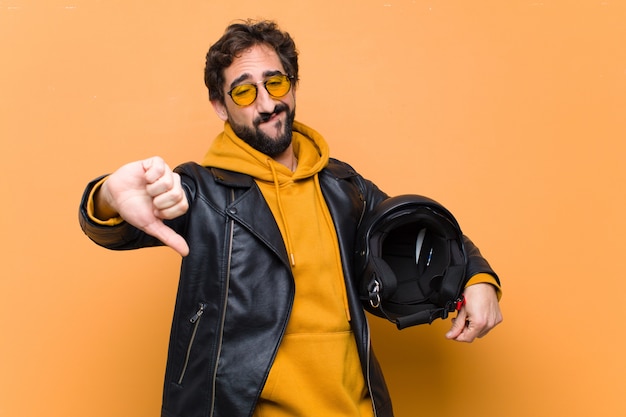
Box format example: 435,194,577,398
229,70,285,89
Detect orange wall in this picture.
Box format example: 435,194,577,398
1,1,625,416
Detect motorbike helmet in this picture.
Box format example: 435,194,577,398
355,195,467,329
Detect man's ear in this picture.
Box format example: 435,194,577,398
211,100,228,121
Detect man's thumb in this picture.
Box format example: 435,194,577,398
446,312,466,339
144,221,190,257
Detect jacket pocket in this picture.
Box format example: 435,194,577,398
177,302,207,385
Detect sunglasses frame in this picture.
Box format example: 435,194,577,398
227,73,294,107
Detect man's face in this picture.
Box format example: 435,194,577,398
212,43,296,157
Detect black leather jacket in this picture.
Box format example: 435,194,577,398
79,159,497,417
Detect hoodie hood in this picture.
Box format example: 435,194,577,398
201,120,330,182
201,119,333,269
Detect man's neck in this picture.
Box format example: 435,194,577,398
272,143,298,171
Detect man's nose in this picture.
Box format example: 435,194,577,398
254,85,277,113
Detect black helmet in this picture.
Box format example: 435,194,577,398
355,195,467,329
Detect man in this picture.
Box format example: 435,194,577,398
79,20,502,417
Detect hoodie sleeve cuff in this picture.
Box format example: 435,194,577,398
464,273,502,301
86,176,125,226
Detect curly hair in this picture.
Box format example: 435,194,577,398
204,20,299,104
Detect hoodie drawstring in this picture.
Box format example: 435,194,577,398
268,159,297,267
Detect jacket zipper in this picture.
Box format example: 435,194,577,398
355,188,375,414
365,320,379,417
351,186,377,415
356,191,367,230
209,190,235,417
357,190,379,415
177,302,207,385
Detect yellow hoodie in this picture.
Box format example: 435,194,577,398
202,121,374,416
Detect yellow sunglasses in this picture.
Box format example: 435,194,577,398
227,74,293,106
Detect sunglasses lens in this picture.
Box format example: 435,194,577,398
228,75,292,106
265,75,291,98
230,84,257,106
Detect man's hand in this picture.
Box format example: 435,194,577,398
445,283,503,343
95,156,190,257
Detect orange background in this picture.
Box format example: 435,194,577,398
1,1,625,416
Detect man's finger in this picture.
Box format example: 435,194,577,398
446,310,467,340
143,221,190,257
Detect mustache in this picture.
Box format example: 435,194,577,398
254,103,289,127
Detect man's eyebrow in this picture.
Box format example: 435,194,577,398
263,69,284,78
229,70,285,89
229,73,252,89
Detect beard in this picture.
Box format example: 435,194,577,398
229,103,296,157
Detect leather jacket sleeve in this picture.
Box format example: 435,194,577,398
463,235,500,286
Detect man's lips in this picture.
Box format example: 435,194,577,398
256,109,284,126
255,103,289,126
262,112,280,123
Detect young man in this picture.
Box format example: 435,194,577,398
79,20,502,417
